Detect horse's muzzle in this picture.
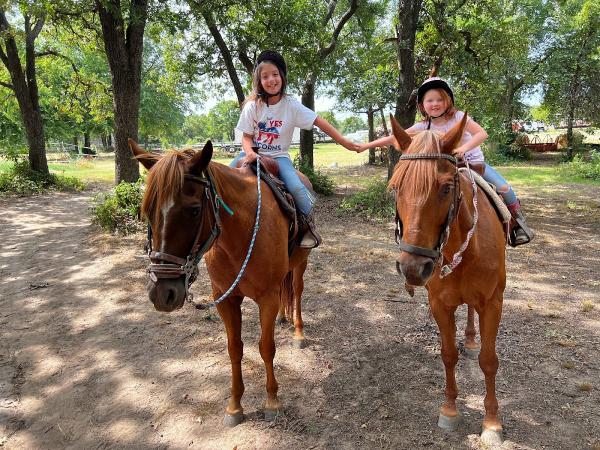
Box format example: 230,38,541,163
147,278,186,312
396,253,435,286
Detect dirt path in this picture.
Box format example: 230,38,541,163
1,174,599,449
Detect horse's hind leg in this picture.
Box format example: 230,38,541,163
477,293,504,446
258,294,282,420
292,259,308,348
216,295,245,427
430,300,461,431
464,305,480,359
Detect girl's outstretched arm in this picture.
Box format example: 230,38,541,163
314,117,360,152
452,118,488,156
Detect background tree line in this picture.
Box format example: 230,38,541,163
1,0,598,184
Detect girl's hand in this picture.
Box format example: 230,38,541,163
452,147,466,158
242,149,258,165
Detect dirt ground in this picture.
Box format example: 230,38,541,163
1,165,599,450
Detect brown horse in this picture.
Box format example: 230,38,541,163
388,115,506,446
129,139,310,426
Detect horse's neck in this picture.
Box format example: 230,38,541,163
209,162,257,229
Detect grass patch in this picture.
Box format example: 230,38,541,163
562,361,575,370
339,179,395,220
581,300,595,312
0,159,85,196
579,383,592,392
90,178,144,234
494,165,599,187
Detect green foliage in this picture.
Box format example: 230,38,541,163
317,111,340,130
0,158,84,196
181,100,240,143
293,155,335,196
340,116,367,134
559,150,600,180
490,131,532,161
339,179,395,220
90,179,145,235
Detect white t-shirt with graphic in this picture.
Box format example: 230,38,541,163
236,96,318,159
408,111,485,163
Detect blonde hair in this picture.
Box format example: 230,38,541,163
418,88,457,121
242,61,288,107
388,131,442,204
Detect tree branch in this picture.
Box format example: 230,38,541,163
0,80,13,89
319,0,358,58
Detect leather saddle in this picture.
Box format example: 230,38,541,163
236,156,312,253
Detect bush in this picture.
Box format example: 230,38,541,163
339,179,395,220
90,179,145,234
559,150,600,181
293,155,335,196
0,158,84,196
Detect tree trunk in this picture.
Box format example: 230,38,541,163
84,132,90,149
389,0,423,180
73,136,79,153
367,107,375,165
0,10,49,174
96,0,148,184
201,10,246,107
300,79,316,168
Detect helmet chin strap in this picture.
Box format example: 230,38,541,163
259,90,282,105
427,108,448,130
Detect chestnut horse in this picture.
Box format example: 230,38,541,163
129,139,310,426
389,115,506,446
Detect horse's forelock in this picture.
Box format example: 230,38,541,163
388,131,442,204
141,150,188,226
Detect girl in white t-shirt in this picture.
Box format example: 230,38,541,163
358,76,533,246
233,50,359,248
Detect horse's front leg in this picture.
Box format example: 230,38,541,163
216,295,245,427
464,304,480,358
477,292,504,446
430,299,460,431
258,293,281,420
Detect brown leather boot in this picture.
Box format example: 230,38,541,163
298,212,322,249
507,200,534,246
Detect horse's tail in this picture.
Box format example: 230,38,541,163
280,271,295,321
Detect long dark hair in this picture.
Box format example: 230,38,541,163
243,61,288,107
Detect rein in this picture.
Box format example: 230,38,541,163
394,153,479,278
145,155,264,308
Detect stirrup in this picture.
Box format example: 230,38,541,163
510,217,534,247
299,231,320,249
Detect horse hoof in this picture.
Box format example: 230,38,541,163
464,346,480,359
293,338,307,349
223,412,244,427
264,408,281,421
480,428,503,447
438,413,460,432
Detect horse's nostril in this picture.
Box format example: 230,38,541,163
166,288,176,305
421,260,434,279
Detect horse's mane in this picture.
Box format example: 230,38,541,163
140,150,194,226
388,130,442,204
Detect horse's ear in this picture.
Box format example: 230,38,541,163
189,140,213,175
441,112,468,154
389,114,412,151
129,138,157,170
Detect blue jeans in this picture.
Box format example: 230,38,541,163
230,152,316,214
482,163,518,206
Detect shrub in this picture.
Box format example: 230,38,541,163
90,179,145,234
559,150,600,181
0,158,84,196
339,178,395,220
293,155,335,196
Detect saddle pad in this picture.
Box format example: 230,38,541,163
459,168,511,224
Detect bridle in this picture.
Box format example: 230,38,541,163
146,171,222,301
394,153,478,278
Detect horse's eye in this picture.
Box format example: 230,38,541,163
189,207,202,218
440,184,453,196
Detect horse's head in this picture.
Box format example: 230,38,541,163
388,114,467,286
129,139,215,312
